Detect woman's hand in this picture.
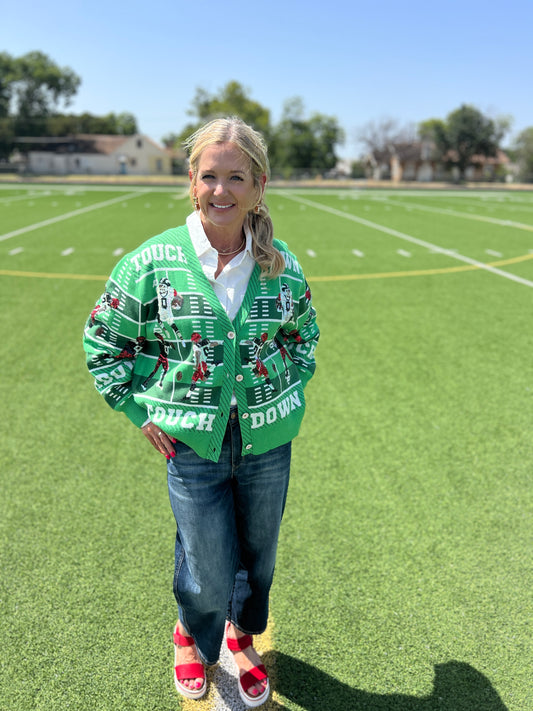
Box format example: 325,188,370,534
141,421,177,459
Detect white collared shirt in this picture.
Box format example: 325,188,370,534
186,211,255,320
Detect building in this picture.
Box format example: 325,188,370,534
364,141,510,183
15,134,173,176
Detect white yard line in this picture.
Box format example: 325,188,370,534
0,191,146,242
368,192,533,215
282,192,533,289
373,196,533,232
0,191,57,204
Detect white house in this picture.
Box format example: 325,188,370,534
17,134,173,176
364,141,511,183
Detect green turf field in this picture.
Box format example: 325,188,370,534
1,184,532,710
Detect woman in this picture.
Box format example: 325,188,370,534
83,117,319,707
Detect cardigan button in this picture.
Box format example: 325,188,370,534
242,412,249,419
235,374,244,382
227,331,235,339
245,444,252,450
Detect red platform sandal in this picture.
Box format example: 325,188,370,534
173,623,206,700
226,624,270,708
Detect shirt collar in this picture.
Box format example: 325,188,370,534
186,211,253,259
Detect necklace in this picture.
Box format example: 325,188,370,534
217,238,245,256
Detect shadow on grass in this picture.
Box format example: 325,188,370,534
259,653,508,711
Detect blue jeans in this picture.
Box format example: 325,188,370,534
167,409,291,665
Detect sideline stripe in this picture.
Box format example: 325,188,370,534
283,193,533,289
182,619,277,711
0,191,146,242
2,253,533,285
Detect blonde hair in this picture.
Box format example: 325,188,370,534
184,117,285,278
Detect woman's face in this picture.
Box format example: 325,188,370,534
191,142,265,236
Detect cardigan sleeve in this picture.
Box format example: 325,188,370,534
279,277,319,389
82,257,150,428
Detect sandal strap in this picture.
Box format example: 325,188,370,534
240,664,268,694
173,630,195,647
174,662,205,682
227,633,253,651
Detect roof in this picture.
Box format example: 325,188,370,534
15,134,137,155
73,134,130,154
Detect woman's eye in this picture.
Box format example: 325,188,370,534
201,174,214,180
231,175,244,181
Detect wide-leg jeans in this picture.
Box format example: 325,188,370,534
167,409,291,665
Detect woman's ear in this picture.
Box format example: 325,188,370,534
257,173,267,201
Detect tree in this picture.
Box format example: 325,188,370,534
161,132,180,149
177,80,271,145
270,98,344,177
0,53,16,158
46,111,138,136
10,51,81,135
513,127,533,182
170,83,344,178
308,113,344,171
350,160,366,179
418,118,447,145
0,52,16,119
356,117,416,154
114,112,137,135
421,105,509,181
0,50,82,157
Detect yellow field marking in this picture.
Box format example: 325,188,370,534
309,264,474,282
283,192,533,288
1,252,533,285
490,252,533,267
308,251,533,282
307,251,533,283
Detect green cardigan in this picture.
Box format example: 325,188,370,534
83,225,319,461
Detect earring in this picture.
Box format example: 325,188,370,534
254,203,260,214
194,197,199,210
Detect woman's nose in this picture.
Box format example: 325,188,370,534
213,181,225,195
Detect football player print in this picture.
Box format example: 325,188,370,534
141,334,171,390
184,333,223,399
243,333,276,391
156,276,185,346
275,282,294,326
90,292,119,327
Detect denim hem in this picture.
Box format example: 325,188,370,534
226,617,267,637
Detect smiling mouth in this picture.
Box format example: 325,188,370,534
211,203,234,209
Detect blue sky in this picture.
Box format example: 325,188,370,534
2,0,532,158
